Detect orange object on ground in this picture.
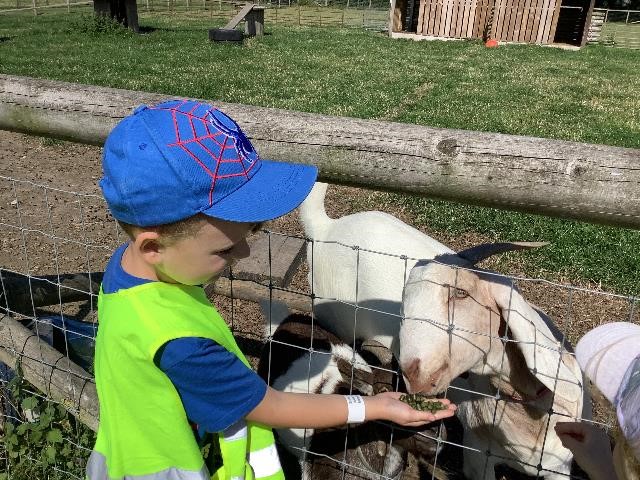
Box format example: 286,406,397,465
485,39,499,48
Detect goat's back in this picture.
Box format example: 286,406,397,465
302,203,452,351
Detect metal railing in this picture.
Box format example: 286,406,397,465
588,7,640,49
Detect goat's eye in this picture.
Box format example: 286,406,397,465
453,288,468,299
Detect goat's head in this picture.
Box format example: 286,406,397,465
399,259,499,394
398,242,582,404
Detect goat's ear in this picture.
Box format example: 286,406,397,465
489,281,583,404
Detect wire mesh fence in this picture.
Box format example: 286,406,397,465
588,8,640,49
0,0,390,30
3,0,640,49
1,169,637,478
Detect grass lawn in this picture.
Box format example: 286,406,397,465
0,10,639,294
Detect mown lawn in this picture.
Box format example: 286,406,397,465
1,10,639,293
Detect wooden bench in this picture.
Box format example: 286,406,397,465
224,231,305,287
225,3,266,37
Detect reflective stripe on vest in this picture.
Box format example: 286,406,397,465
213,421,285,480
89,282,284,480
86,451,210,480
249,444,282,479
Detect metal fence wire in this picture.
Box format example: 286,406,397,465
0,174,636,479
0,0,390,31
2,0,639,48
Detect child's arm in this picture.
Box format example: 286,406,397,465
246,387,456,429
554,421,618,480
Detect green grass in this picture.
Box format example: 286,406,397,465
600,22,640,49
1,10,639,294
377,193,640,295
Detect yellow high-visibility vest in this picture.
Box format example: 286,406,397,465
88,281,284,480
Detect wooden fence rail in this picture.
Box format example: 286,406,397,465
0,313,99,431
1,74,640,228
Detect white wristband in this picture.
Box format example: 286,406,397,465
345,395,366,423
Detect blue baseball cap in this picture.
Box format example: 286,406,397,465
100,99,318,226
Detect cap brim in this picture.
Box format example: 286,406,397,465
202,160,318,223
576,322,640,404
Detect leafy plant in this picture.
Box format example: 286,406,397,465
68,13,130,35
0,359,95,480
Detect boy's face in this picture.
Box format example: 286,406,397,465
154,217,254,286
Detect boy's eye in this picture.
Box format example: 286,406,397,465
217,247,234,255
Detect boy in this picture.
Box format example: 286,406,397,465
89,99,455,480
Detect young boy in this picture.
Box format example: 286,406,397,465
89,99,455,480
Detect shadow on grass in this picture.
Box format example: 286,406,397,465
137,25,158,33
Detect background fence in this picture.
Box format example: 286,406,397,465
2,0,640,47
0,0,390,30
587,7,640,48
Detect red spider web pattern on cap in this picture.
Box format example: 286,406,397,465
151,100,258,207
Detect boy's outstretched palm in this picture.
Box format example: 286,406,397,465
374,392,456,427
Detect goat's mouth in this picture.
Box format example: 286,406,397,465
401,358,451,395
404,378,451,396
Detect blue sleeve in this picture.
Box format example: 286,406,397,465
157,337,267,433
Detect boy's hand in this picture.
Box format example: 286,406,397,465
554,421,618,480
368,392,456,427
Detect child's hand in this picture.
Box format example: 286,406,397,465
554,421,618,480
369,392,456,427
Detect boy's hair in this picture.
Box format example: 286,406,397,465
117,214,209,245
118,214,263,245
100,100,317,228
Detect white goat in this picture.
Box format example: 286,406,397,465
298,182,590,479
298,182,453,355
400,252,590,480
258,302,445,480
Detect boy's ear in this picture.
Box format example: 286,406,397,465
134,231,164,265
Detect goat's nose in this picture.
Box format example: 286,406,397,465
402,358,421,385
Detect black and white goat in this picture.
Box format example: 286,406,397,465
258,304,446,479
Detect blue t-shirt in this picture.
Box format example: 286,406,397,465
102,243,267,433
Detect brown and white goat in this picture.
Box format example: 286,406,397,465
258,307,446,480
399,246,591,479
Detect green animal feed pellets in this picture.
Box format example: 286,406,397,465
399,394,446,413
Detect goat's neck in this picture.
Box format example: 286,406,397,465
477,325,550,404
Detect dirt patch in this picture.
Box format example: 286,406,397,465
0,129,628,479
